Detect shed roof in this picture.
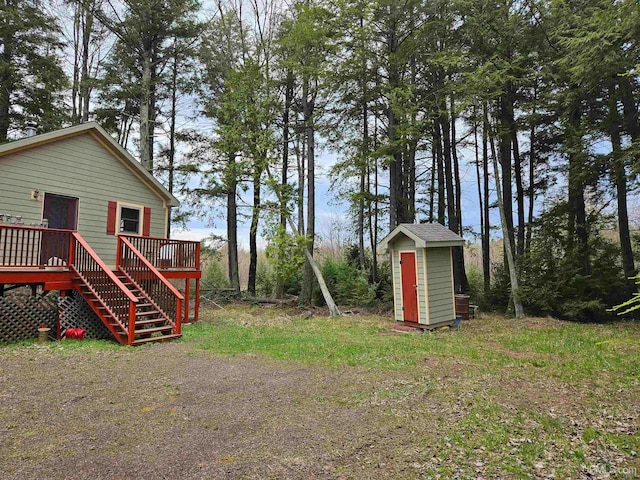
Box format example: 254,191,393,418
378,223,464,250
0,122,179,207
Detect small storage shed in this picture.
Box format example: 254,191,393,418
378,223,464,328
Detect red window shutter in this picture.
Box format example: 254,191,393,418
106,201,117,235
143,207,151,236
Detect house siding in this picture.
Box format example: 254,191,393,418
0,133,167,266
426,247,455,324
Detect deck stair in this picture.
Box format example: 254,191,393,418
69,232,183,346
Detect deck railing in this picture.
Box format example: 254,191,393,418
117,236,183,333
121,235,200,271
72,232,138,335
0,224,72,267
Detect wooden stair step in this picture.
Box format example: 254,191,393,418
134,318,167,326
136,310,161,317
131,334,182,346
135,325,173,335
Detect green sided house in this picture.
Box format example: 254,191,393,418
0,122,201,345
378,223,464,329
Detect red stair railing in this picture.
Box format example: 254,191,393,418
117,236,184,333
72,232,139,341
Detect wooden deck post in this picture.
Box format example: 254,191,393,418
194,278,200,322
128,301,136,346
184,279,190,322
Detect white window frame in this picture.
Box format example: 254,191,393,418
117,202,144,236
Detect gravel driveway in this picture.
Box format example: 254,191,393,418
0,343,424,479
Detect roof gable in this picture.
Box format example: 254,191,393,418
0,122,179,207
378,223,464,250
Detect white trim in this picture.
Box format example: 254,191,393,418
423,248,431,325
450,247,456,319
117,202,144,236
389,249,399,321
398,249,421,323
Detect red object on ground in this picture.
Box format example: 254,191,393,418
66,328,85,339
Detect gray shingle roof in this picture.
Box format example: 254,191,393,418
377,222,464,250
401,223,464,243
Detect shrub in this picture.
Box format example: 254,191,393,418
256,260,277,297
203,259,230,289
316,256,378,307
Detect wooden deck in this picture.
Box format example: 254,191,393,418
0,225,202,344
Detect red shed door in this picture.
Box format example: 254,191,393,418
400,252,419,322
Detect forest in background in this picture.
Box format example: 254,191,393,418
1,0,639,320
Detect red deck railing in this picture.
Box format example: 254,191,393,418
0,224,73,267
72,232,138,335
121,235,200,271
117,236,184,333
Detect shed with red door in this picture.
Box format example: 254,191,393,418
378,223,464,328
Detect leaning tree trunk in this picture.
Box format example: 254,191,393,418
492,139,524,319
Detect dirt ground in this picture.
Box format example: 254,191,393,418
0,343,437,480
1,313,638,480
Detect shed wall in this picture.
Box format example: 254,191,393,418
426,247,455,324
0,133,167,266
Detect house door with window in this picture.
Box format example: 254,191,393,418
43,193,79,230
41,193,78,265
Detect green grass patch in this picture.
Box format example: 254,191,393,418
184,306,640,388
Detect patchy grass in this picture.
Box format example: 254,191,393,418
183,305,640,478
187,305,640,386
1,305,638,479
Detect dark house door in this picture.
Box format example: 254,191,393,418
43,193,78,230
40,194,78,266
400,252,419,322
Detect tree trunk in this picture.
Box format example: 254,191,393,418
166,44,178,238
512,130,525,257
450,94,468,293
300,77,315,305
0,22,14,143
71,5,81,123
140,51,153,171
79,2,94,123
227,154,240,293
526,90,537,253
492,139,524,319
248,168,261,296
434,123,446,225
566,94,589,275
358,96,368,270
482,104,491,293
297,131,305,235
276,73,293,298
609,82,636,280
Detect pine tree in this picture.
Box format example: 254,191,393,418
0,0,68,141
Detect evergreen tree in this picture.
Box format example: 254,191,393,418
0,0,68,141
